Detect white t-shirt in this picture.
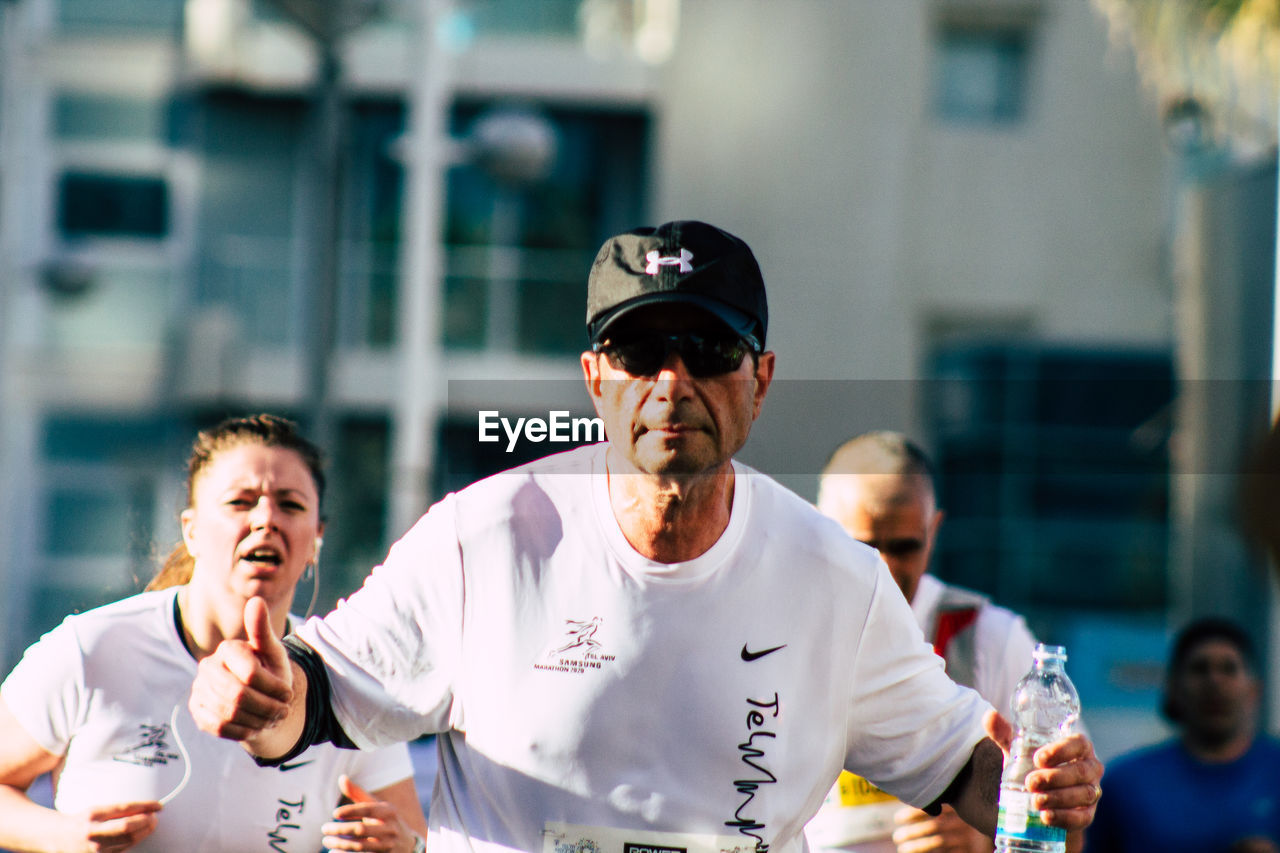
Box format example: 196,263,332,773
295,445,990,853
805,574,1036,853
1,587,413,853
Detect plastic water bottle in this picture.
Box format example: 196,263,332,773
994,644,1080,853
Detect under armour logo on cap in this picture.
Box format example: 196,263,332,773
586,220,768,348
645,248,694,275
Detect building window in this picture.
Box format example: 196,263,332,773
29,415,174,642
56,0,185,35
925,342,1173,619
58,172,169,239
460,0,581,37
339,101,407,349
933,23,1030,124
54,94,167,144
190,90,306,345
443,101,650,356
190,92,406,351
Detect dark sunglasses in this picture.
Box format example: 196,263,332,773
864,538,926,558
593,332,757,378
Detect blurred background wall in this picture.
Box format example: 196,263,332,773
0,0,1275,763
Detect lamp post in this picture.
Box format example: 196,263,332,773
387,0,677,534
263,0,384,452
388,0,452,539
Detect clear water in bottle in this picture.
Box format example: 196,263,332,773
994,644,1080,853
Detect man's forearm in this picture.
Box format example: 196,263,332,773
247,634,358,767
935,737,1003,838
243,658,308,761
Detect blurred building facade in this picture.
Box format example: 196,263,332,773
0,0,664,661
0,0,1270,758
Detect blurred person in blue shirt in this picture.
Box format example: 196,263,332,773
1085,617,1280,853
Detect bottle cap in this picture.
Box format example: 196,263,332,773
1033,643,1067,663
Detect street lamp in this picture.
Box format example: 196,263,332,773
387,15,561,536
388,0,678,535
263,0,385,451
265,0,383,43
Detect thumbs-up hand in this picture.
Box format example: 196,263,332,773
188,596,294,752
243,595,291,683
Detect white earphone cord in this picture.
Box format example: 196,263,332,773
158,704,192,806
303,538,322,620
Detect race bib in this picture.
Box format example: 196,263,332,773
805,772,901,846
544,821,758,853
832,771,896,808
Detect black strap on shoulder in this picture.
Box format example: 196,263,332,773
250,635,355,766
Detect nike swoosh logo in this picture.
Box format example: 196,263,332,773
278,759,315,772
741,643,787,662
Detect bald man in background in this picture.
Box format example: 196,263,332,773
804,431,1041,853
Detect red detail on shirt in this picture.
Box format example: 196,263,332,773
933,607,979,659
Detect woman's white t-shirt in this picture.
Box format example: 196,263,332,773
2,587,413,853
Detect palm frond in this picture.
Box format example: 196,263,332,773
1091,0,1278,156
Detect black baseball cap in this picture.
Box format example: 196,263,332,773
585,220,768,349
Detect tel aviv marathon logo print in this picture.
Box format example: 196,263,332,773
113,721,181,767
534,617,617,675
